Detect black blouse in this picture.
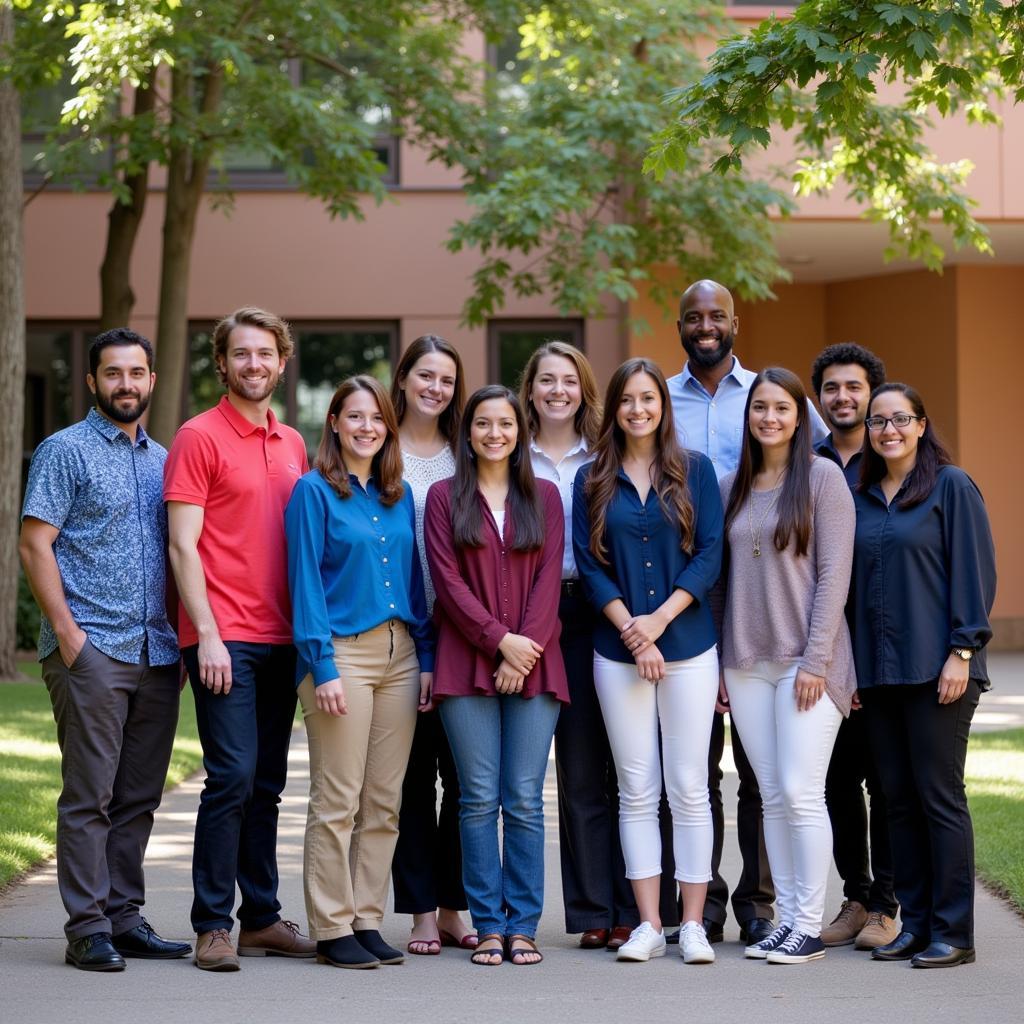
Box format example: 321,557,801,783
849,465,996,690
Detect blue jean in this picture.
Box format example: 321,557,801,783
184,642,297,934
440,693,560,938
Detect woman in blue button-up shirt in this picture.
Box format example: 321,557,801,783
285,375,433,970
850,383,996,968
573,358,724,966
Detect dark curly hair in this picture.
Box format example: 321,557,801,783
810,343,886,399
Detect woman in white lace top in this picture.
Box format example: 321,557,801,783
388,335,477,955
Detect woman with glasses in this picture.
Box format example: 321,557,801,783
851,383,996,969
718,367,857,965
387,335,478,957
424,386,567,966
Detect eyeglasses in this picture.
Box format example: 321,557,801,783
865,413,922,431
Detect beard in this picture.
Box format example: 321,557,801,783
96,387,151,424
682,328,735,369
226,366,280,403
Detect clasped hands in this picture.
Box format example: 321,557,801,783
494,632,544,695
621,611,667,683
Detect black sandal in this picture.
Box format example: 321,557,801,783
507,934,543,966
470,934,505,966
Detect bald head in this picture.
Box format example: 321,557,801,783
677,280,738,370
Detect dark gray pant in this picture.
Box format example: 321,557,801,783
42,638,180,940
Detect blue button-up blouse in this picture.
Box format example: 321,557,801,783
285,470,434,686
572,451,724,663
849,465,996,689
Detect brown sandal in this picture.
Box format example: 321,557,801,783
507,934,543,966
470,934,505,966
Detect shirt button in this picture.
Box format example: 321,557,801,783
385,581,391,587
382,557,388,563
646,561,652,567
389,603,395,610
380,536,386,542
642,536,648,543
649,589,655,596
710,429,716,435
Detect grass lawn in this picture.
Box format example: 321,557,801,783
0,661,202,888
967,727,1024,912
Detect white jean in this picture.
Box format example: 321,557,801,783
725,659,842,937
593,647,718,883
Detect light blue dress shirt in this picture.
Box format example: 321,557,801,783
667,355,827,480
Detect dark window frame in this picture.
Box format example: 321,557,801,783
487,318,585,388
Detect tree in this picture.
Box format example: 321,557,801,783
450,0,794,326
16,1,521,442
646,0,1024,269
0,1,27,678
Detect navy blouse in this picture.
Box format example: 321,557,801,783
849,465,996,689
573,451,724,664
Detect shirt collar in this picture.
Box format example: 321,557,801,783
216,394,284,438
86,407,149,447
529,435,589,462
680,354,750,393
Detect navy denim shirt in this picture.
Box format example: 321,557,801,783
849,465,996,689
573,451,724,663
22,409,178,666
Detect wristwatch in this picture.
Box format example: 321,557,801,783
952,647,974,662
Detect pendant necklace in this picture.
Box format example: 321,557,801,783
747,477,784,557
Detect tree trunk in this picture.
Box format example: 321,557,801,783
0,2,28,678
147,63,224,445
99,73,156,331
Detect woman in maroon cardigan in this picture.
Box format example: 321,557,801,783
424,385,568,967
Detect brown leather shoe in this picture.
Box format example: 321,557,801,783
238,919,316,958
606,925,634,951
821,900,868,946
195,929,240,972
855,911,900,950
580,928,610,949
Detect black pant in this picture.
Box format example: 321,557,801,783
861,681,980,948
391,708,467,914
554,589,677,932
703,711,775,926
185,642,297,935
42,640,180,940
825,710,897,916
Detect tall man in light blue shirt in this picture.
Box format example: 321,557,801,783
666,279,826,947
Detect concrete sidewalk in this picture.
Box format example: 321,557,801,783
2,658,1023,1024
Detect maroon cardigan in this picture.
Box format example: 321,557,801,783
424,477,569,703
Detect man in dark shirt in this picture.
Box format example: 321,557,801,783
810,342,898,951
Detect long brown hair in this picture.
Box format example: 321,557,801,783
519,340,602,446
859,382,952,509
724,367,813,556
450,385,544,551
315,375,404,506
585,358,695,564
390,334,465,449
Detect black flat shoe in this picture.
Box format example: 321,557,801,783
871,931,929,961
316,936,379,969
65,932,126,972
739,918,775,945
911,942,976,968
353,929,404,964
112,919,192,959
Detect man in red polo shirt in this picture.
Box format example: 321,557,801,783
165,307,314,971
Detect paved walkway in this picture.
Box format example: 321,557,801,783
2,654,1023,1024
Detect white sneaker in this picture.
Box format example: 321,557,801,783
616,922,666,962
679,921,715,964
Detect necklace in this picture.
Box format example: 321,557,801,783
747,481,783,557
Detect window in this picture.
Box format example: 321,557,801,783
186,321,398,455
487,320,585,390
24,324,95,452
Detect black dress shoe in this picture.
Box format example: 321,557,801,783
316,936,380,969
65,932,126,972
871,931,929,961
703,918,724,944
353,929,404,964
112,920,192,959
739,918,774,945
911,942,976,968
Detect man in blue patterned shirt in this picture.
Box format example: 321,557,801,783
20,328,190,971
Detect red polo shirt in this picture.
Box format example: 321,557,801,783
164,396,308,648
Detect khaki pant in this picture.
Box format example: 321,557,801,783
299,620,419,940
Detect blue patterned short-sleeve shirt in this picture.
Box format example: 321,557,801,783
22,408,179,666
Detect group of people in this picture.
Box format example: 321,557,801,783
20,279,996,977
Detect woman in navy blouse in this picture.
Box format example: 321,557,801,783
573,358,723,966
285,375,434,970
425,385,567,967
851,383,996,969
